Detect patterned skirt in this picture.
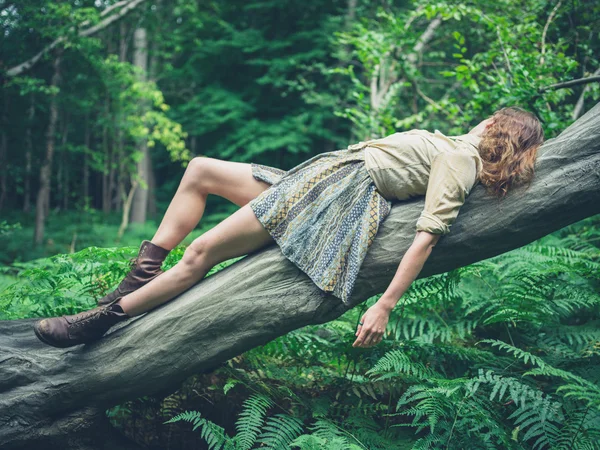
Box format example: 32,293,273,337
248,146,392,305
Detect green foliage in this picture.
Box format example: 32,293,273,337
310,0,599,141
164,394,303,450
153,215,599,450
0,211,242,319
3,1,600,449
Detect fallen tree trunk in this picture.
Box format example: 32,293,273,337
1,102,599,448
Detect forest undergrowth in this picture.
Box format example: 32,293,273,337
1,214,599,449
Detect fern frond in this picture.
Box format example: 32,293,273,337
366,348,439,381
235,393,273,450
163,410,232,450
255,413,305,449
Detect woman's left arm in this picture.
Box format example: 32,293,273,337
353,149,479,348
353,230,441,348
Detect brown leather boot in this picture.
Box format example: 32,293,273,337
33,302,130,348
97,240,170,307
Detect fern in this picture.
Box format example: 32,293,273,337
235,393,273,450
366,348,439,381
255,413,305,449
164,410,235,450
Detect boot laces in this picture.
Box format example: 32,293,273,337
71,307,112,328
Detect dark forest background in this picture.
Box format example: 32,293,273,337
1,1,599,449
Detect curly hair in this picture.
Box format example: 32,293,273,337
477,106,545,199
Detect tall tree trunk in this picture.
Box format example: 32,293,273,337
56,113,69,213
118,177,138,240
61,114,70,211
83,114,90,203
102,28,114,214
107,139,117,210
0,95,8,210
147,159,157,219
114,22,128,213
1,102,599,450
23,95,35,213
130,27,149,224
34,52,62,245
101,97,111,214
145,30,159,219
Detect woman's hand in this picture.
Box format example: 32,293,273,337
353,303,390,348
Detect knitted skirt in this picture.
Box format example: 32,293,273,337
248,146,392,305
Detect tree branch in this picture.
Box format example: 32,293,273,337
540,75,600,91
370,15,442,113
540,1,562,65
5,0,148,78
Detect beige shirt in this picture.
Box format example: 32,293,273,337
347,130,483,235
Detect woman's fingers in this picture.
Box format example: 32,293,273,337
355,328,384,347
363,332,375,347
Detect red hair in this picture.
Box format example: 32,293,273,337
477,106,545,199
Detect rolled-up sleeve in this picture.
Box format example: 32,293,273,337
416,150,479,235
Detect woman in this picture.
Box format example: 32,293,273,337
34,106,544,349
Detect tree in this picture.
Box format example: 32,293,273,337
129,27,150,224
33,51,62,245
0,101,598,449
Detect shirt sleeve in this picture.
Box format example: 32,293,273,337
415,149,479,235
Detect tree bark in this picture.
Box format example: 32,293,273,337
1,102,599,449
102,97,111,214
34,52,62,245
23,95,35,213
130,27,150,224
0,95,8,211
83,114,90,203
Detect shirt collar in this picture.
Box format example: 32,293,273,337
445,132,482,150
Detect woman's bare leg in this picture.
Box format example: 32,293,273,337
118,203,273,316
150,157,271,250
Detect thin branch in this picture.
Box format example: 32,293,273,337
403,5,425,30
540,75,600,91
5,0,148,78
414,82,439,108
495,26,512,74
371,15,442,112
407,16,442,65
540,1,562,65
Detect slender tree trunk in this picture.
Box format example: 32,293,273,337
118,177,138,240
102,28,114,214
190,135,197,156
130,27,149,224
145,31,159,219
23,95,35,213
114,21,129,214
34,52,62,245
147,160,157,219
108,140,117,210
61,114,70,211
83,114,90,203
102,98,111,214
0,95,8,210
56,113,69,213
